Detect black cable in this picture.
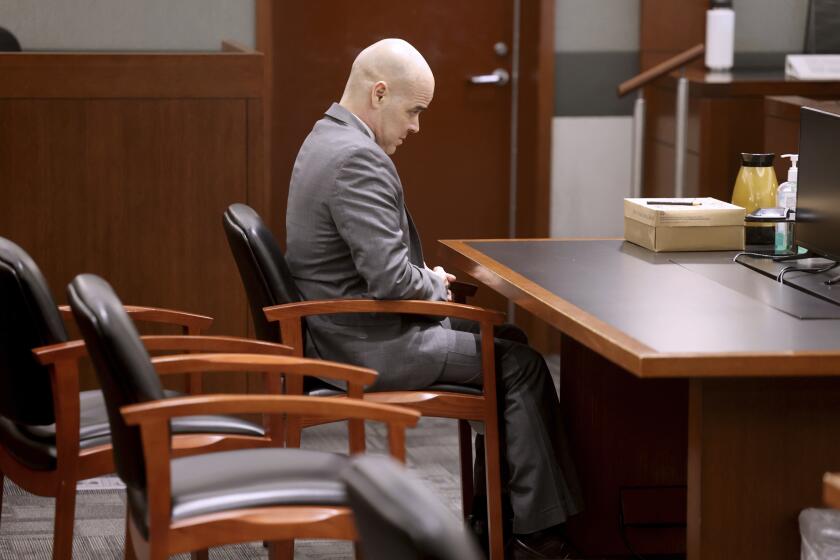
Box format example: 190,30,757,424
825,273,840,286
732,251,784,263
618,502,649,560
777,261,839,283
772,251,814,262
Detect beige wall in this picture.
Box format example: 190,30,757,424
0,0,254,51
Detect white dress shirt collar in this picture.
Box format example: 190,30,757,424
349,111,374,140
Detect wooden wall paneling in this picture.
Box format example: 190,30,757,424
643,82,701,198
516,0,553,240
562,336,688,556
512,0,556,353
245,97,270,393
697,97,767,201
645,142,700,199
0,52,264,391
764,97,806,180
645,83,702,154
255,0,276,235
688,377,840,559
640,0,706,69
763,96,840,180
0,54,262,99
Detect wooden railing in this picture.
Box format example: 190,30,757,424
618,44,704,97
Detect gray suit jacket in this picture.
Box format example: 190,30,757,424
286,103,455,390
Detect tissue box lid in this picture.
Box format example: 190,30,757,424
624,198,745,228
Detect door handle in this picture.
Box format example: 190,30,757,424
469,68,510,86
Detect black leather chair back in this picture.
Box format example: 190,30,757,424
0,27,21,51
223,203,303,342
0,238,68,425
67,274,164,497
342,455,483,560
806,0,840,53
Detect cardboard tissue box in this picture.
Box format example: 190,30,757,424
624,198,745,252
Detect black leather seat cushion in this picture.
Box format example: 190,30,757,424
169,447,348,521
0,390,265,471
308,383,483,397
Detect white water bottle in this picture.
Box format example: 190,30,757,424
705,0,735,71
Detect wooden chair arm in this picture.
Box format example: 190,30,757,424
141,335,292,355
150,353,377,387
33,336,293,366
450,280,479,302
824,472,840,508
59,304,213,332
264,299,505,325
121,394,420,427
33,340,89,364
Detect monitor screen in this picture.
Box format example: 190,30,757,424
794,107,840,261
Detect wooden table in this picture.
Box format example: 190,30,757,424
440,238,840,560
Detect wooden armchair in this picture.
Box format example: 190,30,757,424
0,237,289,560
824,473,840,508
223,203,507,559
66,272,419,560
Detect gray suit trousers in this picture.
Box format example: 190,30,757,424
438,319,583,534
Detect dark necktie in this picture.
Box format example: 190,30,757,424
404,205,425,267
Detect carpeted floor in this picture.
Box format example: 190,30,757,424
0,418,463,559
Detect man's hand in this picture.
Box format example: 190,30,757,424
430,265,456,301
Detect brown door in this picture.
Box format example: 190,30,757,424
267,2,514,270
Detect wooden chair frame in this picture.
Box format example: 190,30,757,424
117,354,418,560
264,298,507,559
0,305,291,560
824,472,840,508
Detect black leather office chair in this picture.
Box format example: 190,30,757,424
223,203,507,558
0,27,21,52
806,0,840,53
67,273,419,560
342,454,483,560
0,238,284,560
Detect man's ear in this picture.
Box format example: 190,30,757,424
371,81,388,107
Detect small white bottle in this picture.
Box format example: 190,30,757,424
705,0,736,72
777,154,798,210
775,154,798,252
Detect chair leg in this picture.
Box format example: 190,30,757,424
353,540,364,559
268,540,294,560
124,513,136,560
190,550,209,560
457,420,474,519
52,479,77,560
484,425,505,560
0,467,5,532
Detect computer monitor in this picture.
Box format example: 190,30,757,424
794,107,840,261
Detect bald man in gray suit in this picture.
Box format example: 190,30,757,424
286,39,582,559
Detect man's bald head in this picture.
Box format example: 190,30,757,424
340,39,434,155
341,38,433,102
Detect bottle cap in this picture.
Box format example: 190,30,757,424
740,153,774,167
711,0,733,7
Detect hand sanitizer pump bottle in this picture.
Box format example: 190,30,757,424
777,154,798,210
705,0,735,71
775,154,798,253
